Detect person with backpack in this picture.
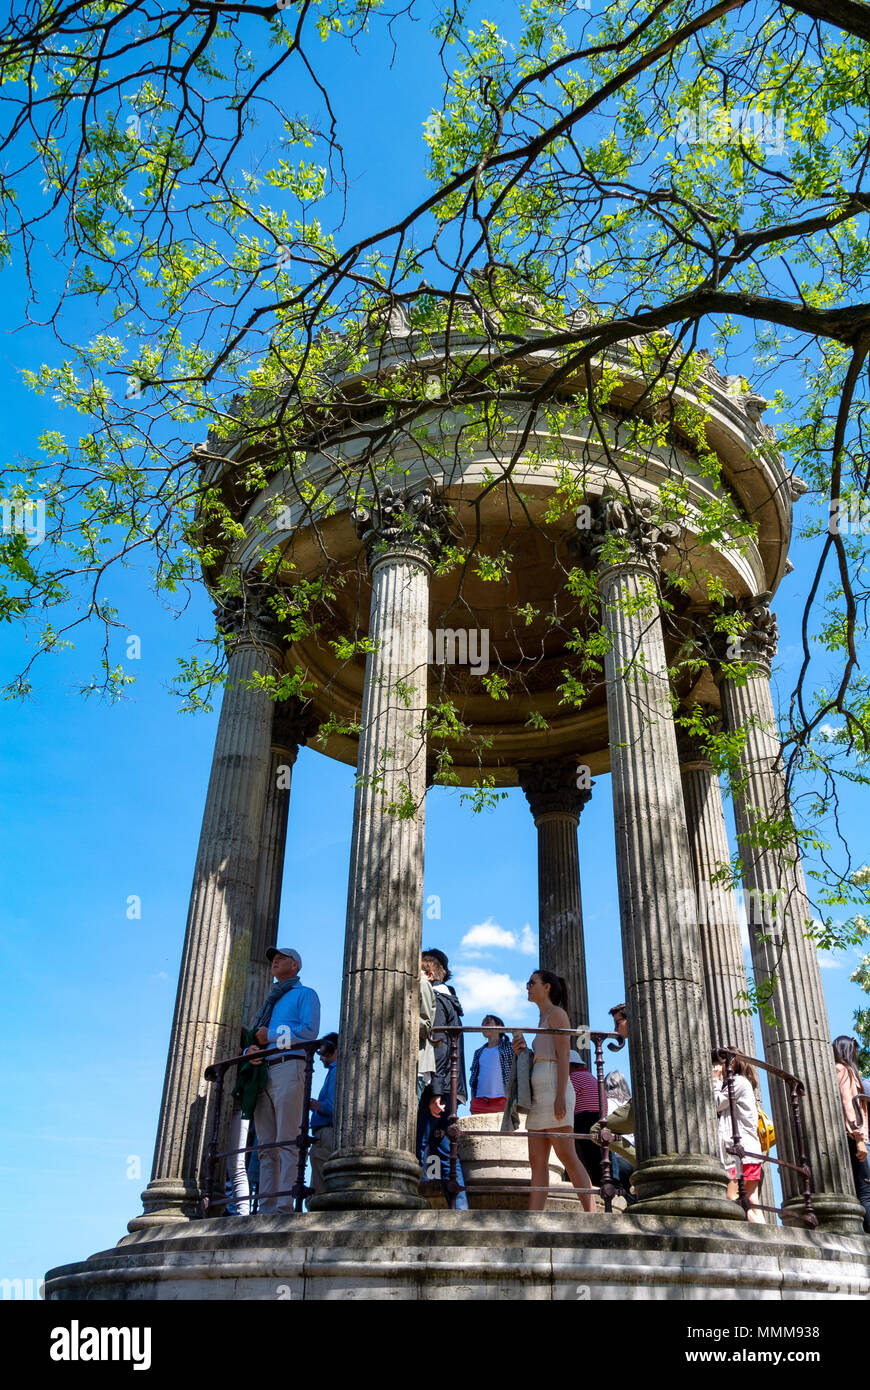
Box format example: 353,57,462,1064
833,1035,870,1231
712,1052,765,1222
417,949,469,1210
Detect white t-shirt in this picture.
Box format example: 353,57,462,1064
477,1044,505,1098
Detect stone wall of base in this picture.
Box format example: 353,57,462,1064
45,1211,870,1301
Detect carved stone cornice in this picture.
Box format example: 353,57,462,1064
353,486,453,571
703,592,779,679
517,759,593,823
214,584,286,653
272,697,319,756
568,492,680,575
675,702,722,770
788,474,808,503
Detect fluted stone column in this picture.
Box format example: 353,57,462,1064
518,759,591,1056
130,594,284,1229
677,705,777,1222
242,700,318,1025
312,488,452,1210
572,496,736,1219
676,707,756,1058
713,594,862,1232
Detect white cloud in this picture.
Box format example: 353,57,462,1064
518,923,536,955
461,919,516,951
818,951,844,970
452,965,534,1022
460,917,538,957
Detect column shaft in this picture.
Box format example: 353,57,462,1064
720,662,861,1231
537,813,589,1040
678,743,755,1057
600,560,734,1216
571,496,738,1219
131,632,281,1228
242,745,295,1025
518,759,591,1053
314,487,450,1209
679,730,778,1221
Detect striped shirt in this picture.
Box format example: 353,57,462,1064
570,1066,600,1115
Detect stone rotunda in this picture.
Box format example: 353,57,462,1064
46,316,870,1299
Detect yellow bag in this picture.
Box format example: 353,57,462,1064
757,1107,776,1153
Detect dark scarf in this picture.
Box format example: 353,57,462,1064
233,977,303,1120
250,975,300,1034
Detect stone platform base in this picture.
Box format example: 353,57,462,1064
45,1211,870,1300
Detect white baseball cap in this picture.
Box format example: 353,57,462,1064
266,946,301,967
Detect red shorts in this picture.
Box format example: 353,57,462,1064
729,1163,763,1183
471,1096,506,1114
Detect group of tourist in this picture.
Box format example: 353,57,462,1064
229,943,870,1227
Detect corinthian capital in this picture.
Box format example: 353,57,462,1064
704,592,779,678
214,583,286,652
674,702,722,769
272,697,319,755
517,759,592,822
353,486,453,570
568,491,680,573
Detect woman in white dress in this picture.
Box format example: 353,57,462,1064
513,970,595,1212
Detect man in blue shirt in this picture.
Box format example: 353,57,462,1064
248,945,321,1214
307,1033,338,1203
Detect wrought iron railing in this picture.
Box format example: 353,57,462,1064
197,1029,817,1225
433,1033,816,1224
201,1037,325,1215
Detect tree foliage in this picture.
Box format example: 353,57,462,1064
1,0,869,982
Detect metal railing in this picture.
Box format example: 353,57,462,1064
713,1047,815,1227
435,1025,630,1210
196,1030,817,1225
201,1037,327,1215
432,1032,816,1224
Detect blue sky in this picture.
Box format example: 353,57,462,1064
1,5,867,1291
